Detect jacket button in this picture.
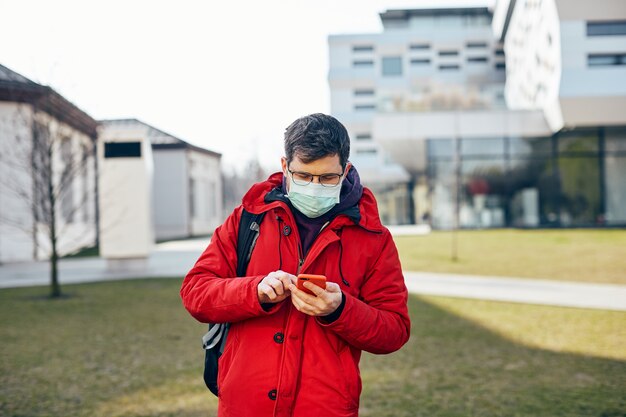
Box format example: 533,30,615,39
273,332,284,344
282,225,291,236
268,389,277,400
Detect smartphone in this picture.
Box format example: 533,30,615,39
297,274,327,295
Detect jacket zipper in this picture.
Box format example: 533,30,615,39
295,221,329,275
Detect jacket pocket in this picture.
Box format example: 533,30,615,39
337,346,361,410
217,324,240,398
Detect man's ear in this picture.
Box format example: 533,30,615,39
344,162,352,175
281,157,288,174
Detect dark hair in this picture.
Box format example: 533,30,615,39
284,113,350,168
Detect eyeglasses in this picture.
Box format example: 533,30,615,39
287,167,344,187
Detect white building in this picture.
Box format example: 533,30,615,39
494,0,626,131
329,4,626,228
0,64,98,263
100,119,223,241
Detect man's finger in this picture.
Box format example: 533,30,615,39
289,284,314,302
269,278,285,296
278,275,294,290
275,271,297,282
325,282,341,293
303,281,325,295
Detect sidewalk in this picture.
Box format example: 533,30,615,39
0,237,209,289
1,237,625,311
404,272,626,311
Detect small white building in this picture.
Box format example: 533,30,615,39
0,64,98,263
100,119,223,241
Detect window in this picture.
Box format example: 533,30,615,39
355,133,372,141
438,50,459,57
104,142,141,158
466,41,488,48
606,127,626,152
410,58,431,65
587,21,626,36
427,139,453,159
354,89,374,96
353,45,374,52
494,49,505,56
588,53,626,67
410,43,430,50
467,57,488,63
353,60,374,67
356,149,377,156
495,62,506,70
439,64,460,71
354,104,376,111
558,129,599,154
382,56,402,76
462,138,505,157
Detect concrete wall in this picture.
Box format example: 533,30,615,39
98,124,153,258
188,150,222,236
0,101,97,263
0,102,35,263
152,148,188,240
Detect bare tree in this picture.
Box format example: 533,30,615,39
0,88,98,298
222,157,270,215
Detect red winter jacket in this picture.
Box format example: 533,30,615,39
181,173,410,417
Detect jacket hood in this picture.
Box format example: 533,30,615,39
242,171,384,233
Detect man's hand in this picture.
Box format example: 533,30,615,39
289,280,342,317
257,271,296,304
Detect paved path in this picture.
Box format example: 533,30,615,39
404,272,626,311
0,238,209,288
1,237,625,312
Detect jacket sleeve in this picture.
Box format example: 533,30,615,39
317,229,411,354
180,206,276,324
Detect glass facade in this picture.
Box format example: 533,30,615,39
425,127,626,228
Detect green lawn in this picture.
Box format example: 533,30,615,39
395,229,626,284
1,279,624,417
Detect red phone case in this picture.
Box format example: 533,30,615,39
297,274,327,295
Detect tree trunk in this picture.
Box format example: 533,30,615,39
50,244,60,298
49,201,61,297
47,133,61,298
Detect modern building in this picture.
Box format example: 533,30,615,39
492,0,626,226
100,119,223,241
328,3,626,228
0,64,99,263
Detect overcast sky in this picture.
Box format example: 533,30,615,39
1,0,492,173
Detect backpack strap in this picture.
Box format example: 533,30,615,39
236,209,266,277
202,208,267,395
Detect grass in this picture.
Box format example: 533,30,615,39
62,245,99,259
1,278,624,417
395,229,626,284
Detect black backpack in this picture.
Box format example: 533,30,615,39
202,209,266,396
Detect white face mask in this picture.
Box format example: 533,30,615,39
286,171,343,218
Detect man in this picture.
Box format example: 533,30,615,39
181,113,410,417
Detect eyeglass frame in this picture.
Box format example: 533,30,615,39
286,165,347,187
